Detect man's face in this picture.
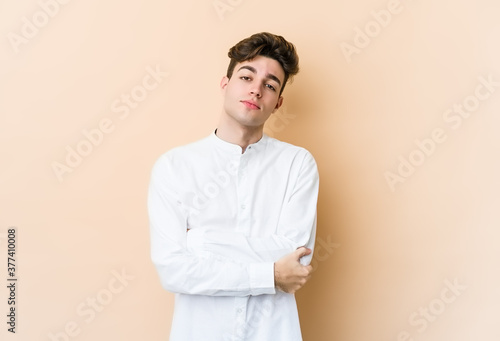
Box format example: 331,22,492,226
220,55,284,129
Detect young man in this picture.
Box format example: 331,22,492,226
148,32,319,341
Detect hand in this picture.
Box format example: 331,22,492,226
274,247,313,294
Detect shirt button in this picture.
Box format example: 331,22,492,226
241,204,246,210
237,308,243,314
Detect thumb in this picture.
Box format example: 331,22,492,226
295,247,312,259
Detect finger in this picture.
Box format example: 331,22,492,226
295,247,312,258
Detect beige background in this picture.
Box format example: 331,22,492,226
1,0,499,340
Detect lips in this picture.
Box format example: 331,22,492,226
241,100,260,110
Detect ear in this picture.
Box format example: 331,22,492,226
272,96,284,113
220,76,229,91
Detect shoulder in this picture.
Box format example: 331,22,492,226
151,135,212,172
265,135,317,165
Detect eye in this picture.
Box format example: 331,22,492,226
240,76,251,81
265,84,276,92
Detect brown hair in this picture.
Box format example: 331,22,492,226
226,32,299,95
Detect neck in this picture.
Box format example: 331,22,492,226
216,117,264,153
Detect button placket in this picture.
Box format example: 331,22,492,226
236,154,251,233
233,296,248,339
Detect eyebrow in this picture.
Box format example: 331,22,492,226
237,65,282,87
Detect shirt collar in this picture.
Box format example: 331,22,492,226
210,130,268,154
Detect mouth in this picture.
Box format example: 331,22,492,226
241,100,260,110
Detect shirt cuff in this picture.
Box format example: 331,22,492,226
249,262,276,295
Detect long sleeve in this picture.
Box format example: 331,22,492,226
148,154,276,296
188,150,319,265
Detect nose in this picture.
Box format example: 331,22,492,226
249,85,262,98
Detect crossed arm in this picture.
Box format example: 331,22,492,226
149,151,319,296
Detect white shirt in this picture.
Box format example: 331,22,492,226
148,131,319,341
